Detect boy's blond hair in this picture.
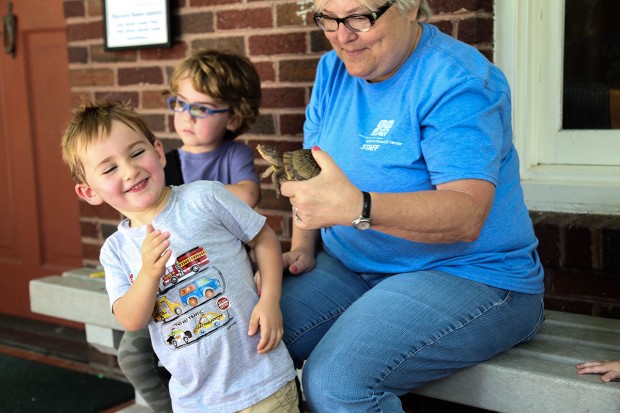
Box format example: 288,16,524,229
61,100,156,184
165,49,262,140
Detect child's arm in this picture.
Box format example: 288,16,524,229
112,225,172,331
225,179,260,208
246,223,284,354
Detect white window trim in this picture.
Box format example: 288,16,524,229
494,0,620,214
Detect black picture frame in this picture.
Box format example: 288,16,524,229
103,0,171,51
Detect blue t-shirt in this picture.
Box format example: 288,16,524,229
304,23,543,294
179,140,259,185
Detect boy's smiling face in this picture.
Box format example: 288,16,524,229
75,120,168,223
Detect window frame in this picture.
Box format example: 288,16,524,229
494,0,620,214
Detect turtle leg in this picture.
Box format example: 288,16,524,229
260,165,275,180
272,169,283,198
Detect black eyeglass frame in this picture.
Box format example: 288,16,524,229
313,0,395,33
166,97,230,119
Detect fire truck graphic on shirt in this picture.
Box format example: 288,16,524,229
151,245,233,349
161,246,209,289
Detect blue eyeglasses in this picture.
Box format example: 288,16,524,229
166,97,230,119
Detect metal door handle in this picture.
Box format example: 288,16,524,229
3,2,16,56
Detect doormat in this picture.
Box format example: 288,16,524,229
0,354,134,413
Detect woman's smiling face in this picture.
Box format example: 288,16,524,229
318,0,419,82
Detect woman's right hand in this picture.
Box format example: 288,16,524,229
283,247,316,275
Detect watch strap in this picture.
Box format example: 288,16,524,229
361,191,371,219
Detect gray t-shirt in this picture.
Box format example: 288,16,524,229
101,181,295,412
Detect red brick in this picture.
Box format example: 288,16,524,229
276,3,314,27
432,20,453,37
217,8,272,30
67,47,88,64
257,192,295,211
82,242,103,261
87,0,102,16
66,22,103,42
118,67,164,86
179,12,214,34
542,296,594,316
70,69,115,87
80,221,100,239
280,58,319,82
429,0,493,13
143,114,166,133
261,87,306,109
91,46,138,63
254,61,276,82
553,269,620,301
192,37,244,55
249,114,276,135
140,43,188,60
160,138,182,153
191,0,238,5
249,33,307,56
458,17,493,45
142,90,168,109
279,114,305,136
265,215,284,236
64,1,85,18
310,31,332,53
602,226,620,272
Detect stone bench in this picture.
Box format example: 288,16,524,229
413,310,620,412
30,268,151,413
30,268,620,413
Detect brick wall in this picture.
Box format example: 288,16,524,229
532,212,620,318
61,0,620,319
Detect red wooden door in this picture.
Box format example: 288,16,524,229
0,0,83,321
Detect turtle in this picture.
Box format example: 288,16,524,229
256,144,321,198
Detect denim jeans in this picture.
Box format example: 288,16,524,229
281,250,544,413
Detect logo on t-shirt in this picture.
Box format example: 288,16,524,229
370,120,394,137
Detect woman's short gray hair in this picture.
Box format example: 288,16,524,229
313,0,432,21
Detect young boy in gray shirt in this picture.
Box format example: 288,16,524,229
61,100,298,412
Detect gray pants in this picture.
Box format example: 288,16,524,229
118,328,173,412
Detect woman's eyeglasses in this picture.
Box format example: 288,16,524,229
166,97,230,119
313,0,394,33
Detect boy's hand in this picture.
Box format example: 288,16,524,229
140,224,171,281
248,296,283,354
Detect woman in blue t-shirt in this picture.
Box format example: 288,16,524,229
277,1,545,411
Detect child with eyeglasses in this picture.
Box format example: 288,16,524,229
61,100,298,413
116,49,264,412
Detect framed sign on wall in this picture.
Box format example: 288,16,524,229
103,0,171,50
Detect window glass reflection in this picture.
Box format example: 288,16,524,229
563,0,620,129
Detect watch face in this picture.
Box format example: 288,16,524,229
354,220,371,230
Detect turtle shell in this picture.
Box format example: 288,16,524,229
282,149,320,181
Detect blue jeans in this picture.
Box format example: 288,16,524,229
281,251,544,413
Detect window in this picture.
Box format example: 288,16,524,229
563,0,620,130
495,0,620,214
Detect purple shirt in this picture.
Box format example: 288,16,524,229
178,141,259,185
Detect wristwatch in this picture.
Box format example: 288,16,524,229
352,191,372,230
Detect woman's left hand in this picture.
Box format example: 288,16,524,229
280,147,361,230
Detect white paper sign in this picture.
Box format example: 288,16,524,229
104,0,170,49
